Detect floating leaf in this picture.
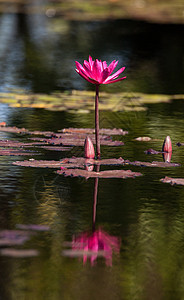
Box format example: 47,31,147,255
39,146,72,151
57,168,142,179
61,157,126,166
13,160,63,168
128,160,180,168
0,140,44,148
160,176,184,186
0,248,39,257
144,149,162,154
0,149,39,156
30,137,124,147
0,126,29,134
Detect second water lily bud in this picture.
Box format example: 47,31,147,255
84,136,95,159
162,136,172,153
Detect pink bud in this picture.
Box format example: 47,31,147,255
84,136,95,159
162,136,172,153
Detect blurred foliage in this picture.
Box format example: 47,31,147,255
0,0,183,24
0,89,184,112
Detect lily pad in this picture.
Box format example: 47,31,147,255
0,149,39,156
13,160,63,168
128,160,180,168
60,157,126,166
0,140,44,148
0,126,29,134
29,137,124,147
160,176,184,186
144,149,162,154
39,146,72,151
57,168,143,179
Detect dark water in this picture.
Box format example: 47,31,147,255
0,10,184,300
0,13,183,94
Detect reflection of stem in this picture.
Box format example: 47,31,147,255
92,165,100,232
95,84,100,160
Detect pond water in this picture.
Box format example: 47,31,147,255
0,11,184,300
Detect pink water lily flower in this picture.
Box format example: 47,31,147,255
75,55,126,85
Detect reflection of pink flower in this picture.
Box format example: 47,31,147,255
71,228,120,266
75,56,126,85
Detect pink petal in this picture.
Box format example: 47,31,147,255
101,68,110,83
105,66,125,82
75,61,89,78
93,59,101,82
102,61,107,70
75,69,98,84
89,55,94,69
104,76,126,84
107,60,118,75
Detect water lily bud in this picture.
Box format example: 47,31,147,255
162,136,172,153
84,136,95,159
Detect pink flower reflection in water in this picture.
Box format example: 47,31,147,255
64,228,121,266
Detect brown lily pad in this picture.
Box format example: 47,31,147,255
29,137,124,146
0,126,29,134
160,176,184,186
61,128,128,135
0,140,45,148
0,149,39,156
128,160,180,168
57,168,142,179
61,157,126,166
144,149,162,154
39,146,72,151
13,160,63,168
